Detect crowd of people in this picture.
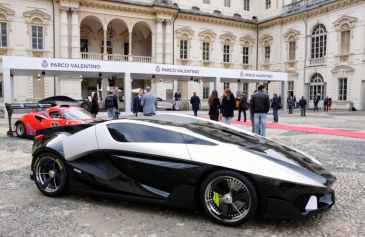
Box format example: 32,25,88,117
88,85,344,138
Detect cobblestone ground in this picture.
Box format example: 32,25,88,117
0,111,364,237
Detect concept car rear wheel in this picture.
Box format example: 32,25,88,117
15,122,26,138
33,153,68,197
200,170,258,226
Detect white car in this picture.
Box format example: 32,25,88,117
156,97,181,110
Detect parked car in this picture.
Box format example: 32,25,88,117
30,114,335,226
156,97,181,110
39,96,92,112
15,105,103,138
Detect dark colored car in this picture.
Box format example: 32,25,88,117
30,114,335,226
39,96,91,112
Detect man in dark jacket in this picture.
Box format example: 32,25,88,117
190,92,201,116
271,93,281,123
133,89,144,116
251,84,270,137
237,94,248,122
105,91,118,119
299,96,307,116
314,94,320,111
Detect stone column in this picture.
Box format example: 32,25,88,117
60,7,69,58
155,18,163,63
71,9,80,59
124,73,132,113
282,81,288,111
103,28,107,60
165,19,172,64
215,77,221,96
151,33,156,63
101,77,108,108
128,30,133,62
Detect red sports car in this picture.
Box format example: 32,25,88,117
15,106,103,137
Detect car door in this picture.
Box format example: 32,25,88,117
94,121,200,198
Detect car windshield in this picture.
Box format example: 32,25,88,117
63,109,93,120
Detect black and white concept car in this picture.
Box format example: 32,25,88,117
30,114,336,226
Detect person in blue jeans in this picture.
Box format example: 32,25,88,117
251,84,270,137
221,89,235,125
271,93,281,123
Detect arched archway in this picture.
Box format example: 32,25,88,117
132,21,152,62
80,15,104,60
105,18,129,59
309,73,326,101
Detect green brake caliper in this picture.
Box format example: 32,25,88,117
213,192,220,207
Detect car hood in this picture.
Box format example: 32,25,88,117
243,140,336,186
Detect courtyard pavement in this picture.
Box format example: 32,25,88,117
0,109,364,237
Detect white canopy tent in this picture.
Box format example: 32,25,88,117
2,56,288,116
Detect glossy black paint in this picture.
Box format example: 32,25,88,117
64,150,213,209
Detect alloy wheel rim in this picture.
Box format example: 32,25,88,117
204,176,251,222
35,156,63,193
17,124,24,135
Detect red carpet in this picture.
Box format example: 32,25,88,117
200,116,365,140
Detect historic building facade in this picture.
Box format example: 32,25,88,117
0,0,364,111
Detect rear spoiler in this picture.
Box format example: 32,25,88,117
5,103,53,136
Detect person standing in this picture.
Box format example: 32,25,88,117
174,89,182,111
133,89,144,116
190,92,201,116
90,93,99,116
208,90,221,121
288,96,295,114
299,96,307,116
328,97,332,111
249,90,257,133
251,84,270,137
314,94,320,111
237,93,248,122
141,87,157,116
221,89,235,125
324,96,329,112
105,91,118,119
271,93,280,123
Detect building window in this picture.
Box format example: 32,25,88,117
340,30,350,54
288,81,294,97
32,25,43,50
242,47,249,64
224,0,231,7
338,78,347,101
223,44,230,63
0,22,7,48
242,83,248,96
264,46,270,64
266,0,271,9
311,24,327,59
224,82,230,89
309,73,325,100
203,83,210,99
203,0,210,4
288,40,296,61
180,40,188,59
202,42,210,61
243,0,250,11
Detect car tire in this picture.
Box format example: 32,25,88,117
32,152,68,197
200,170,258,226
15,122,26,138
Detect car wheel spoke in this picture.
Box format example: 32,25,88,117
220,203,231,218
233,191,250,203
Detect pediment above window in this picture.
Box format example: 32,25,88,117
23,9,51,24
260,34,273,46
239,35,255,47
175,26,194,39
0,4,15,20
333,15,357,31
198,30,216,41
283,29,300,41
331,65,354,77
220,32,236,43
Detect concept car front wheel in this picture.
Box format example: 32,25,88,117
33,153,68,197
200,170,258,226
